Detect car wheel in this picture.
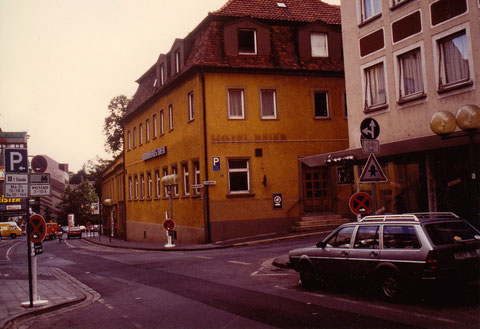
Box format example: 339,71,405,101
299,262,316,289
378,271,402,302
10,234,16,239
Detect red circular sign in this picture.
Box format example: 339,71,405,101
31,155,48,173
349,192,373,215
163,219,175,231
29,214,47,243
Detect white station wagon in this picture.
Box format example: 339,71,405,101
288,212,480,301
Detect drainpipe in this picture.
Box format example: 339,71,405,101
201,71,211,243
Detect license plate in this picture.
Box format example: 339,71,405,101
454,250,478,261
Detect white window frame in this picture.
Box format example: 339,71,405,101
160,64,165,85
175,49,181,74
153,114,157,139
168,104,174,130
238,28,257,55
260,89,277,119
133,127,137,148
361,57,388,112
360,0,382,23
228,89,245,119
160,110,165,135
155,170,160,198
228,159,250,194
147,172,152,199
127,130,131,150
145,119,150,142
139,123,143,145
162,168,169,197
393,41,427,104
128,176,133,200
432,23,474,94
134,175,139,199
172,166,178,197
311,33,329,57
140,174,145,199
182,164,190,196
193,161,201,196
188,92,195,121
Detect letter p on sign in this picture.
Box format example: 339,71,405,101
4,149,28,173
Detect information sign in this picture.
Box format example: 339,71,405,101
30,184,51,196
5,174,28,184
5,184,28,198
4,149,28,173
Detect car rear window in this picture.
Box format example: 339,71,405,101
424,221,479,246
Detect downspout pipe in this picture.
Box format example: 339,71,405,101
201,71,211,243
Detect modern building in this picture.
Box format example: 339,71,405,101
122,0,349,244
301,0,480,225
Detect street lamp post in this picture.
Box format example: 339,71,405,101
430,104,480,226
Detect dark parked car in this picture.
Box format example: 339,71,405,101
288,212,480,301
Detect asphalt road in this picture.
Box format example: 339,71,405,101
2,236,480,329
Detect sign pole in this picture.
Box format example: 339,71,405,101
26,198,33,307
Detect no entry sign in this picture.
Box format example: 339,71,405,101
28,214,47,243
349,192,373,215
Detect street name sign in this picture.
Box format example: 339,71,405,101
203,181,217,185
30,184,51,196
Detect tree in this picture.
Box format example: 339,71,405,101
58,181,99,226
103,95,130,157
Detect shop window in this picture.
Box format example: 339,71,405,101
311,33,328,57
261,89,277,119
238,29,257,55
228,89,245,119
314,91,329,118
228,159,250,193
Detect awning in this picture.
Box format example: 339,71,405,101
299,132,479,168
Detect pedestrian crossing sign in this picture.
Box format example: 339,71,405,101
359,154,388,183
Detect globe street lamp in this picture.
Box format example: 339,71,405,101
430,104,480,225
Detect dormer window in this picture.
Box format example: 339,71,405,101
311,33,328,57
238,29,257,55
160,64,165,85
175,49,181,74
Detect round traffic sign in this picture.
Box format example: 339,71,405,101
31,155,48,173
360,118,380,140
349,192,373,215
28,214,47,243
163,219,175,231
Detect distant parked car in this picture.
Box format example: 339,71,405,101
288,212,480,301
67,226,82,239
0,222,22,239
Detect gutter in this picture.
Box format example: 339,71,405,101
201,71,211,243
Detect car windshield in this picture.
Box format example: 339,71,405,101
424,221,480,245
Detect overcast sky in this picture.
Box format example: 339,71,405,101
0,0,340,172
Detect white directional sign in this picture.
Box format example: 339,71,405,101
5,174,29,184
360,118,380,140
4,149,28,173
30,184,51,196
203,181,217,186
359,154,388,183
5,184,29,198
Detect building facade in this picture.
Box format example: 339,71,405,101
101,155,126,239
122,0,349,244
301,0,480,225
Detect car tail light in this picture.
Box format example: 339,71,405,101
426,251,439,271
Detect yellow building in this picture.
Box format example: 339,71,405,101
122,0,349,244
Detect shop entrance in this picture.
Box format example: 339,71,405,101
303,167,330,212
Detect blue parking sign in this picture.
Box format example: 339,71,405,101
212,157,221,172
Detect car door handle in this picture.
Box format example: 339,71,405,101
341,251,349,256
370,251,378,257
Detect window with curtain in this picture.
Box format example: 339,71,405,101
261,90,276,119
438,31,470,90
362,0,381,22
228,89,245,119
364,62,386,110
398,48,424,100
311,33,328,57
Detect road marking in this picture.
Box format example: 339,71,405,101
65,241,75,248
105,303,114,310
250,271,292,277
194,256,213,260
228,260,251,265
6,241,21,261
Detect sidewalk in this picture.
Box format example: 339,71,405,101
0,265,99,329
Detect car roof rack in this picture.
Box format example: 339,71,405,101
359,212,459,222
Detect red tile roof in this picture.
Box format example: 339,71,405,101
210,0,340,25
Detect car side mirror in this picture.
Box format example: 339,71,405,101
316,241,327,248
